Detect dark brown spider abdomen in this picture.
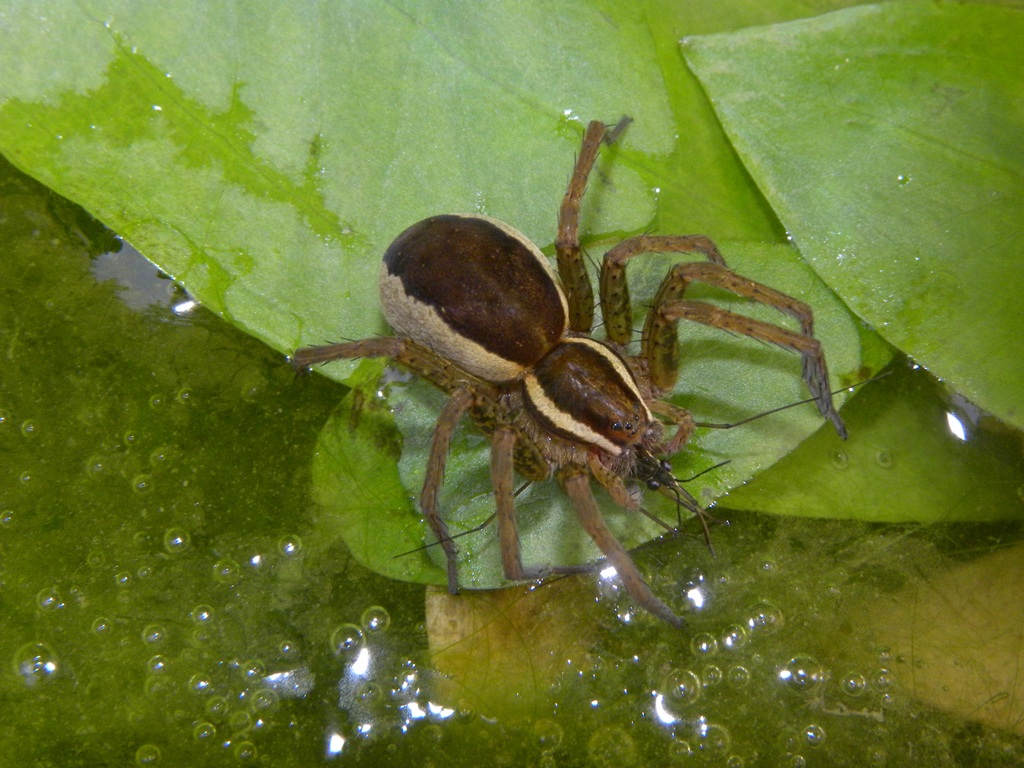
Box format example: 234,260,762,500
379,215,569,383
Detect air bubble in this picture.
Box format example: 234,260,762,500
144,674,173,697
702,664,723,687
829,451,849,470
132,474,153,493
142,624,166,645
841,672,867,696
148,655,168,674
36,586,64,611
778,656,825,695
176,387,193,404
21,420,38,437
533,718,563,749
234,741,258,760
13,641,59,685
241,659,265,681
804,724,826,747
690,632,718,655
251,687,279,712
148,394,164,409
720,624,747,650
727,666,751,687
663,668,701,704
331,624,365,656
134,744,161,765
278,640,298,658
278,536,302,556
193,722,216,742
86,550,105,568
874,451,893,469
189,674,212,694
0,509,13,527
163,528,191,553
229,710,252,732
213,559,240,583
191,604,214,623
361,606,391,633
746,600,784,634
871,668,893,690
695,723,731,755
206,695,229,717
115,571,132,587
93,617,112,635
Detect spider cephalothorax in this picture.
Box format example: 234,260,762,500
293,119,847,626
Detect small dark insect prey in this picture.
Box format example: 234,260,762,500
293,119,847,627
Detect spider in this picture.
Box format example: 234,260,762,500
292,119,847,627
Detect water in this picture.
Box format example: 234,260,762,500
1,156,1022,766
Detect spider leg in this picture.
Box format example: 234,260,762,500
600,234,725,345
492,427,592,580
586,452,639,511
656,295,848,438
491,426,534,581
559,465,684,628
291,337,483,394
557,118,631,333
648,399,696,457
422,387,475,594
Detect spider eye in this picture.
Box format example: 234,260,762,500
646,478,661,490
611,421,622,432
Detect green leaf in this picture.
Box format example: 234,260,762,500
683,1,1024,430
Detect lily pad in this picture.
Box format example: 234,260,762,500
683,1,1024,430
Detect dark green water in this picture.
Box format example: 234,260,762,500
2,156,1022,767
